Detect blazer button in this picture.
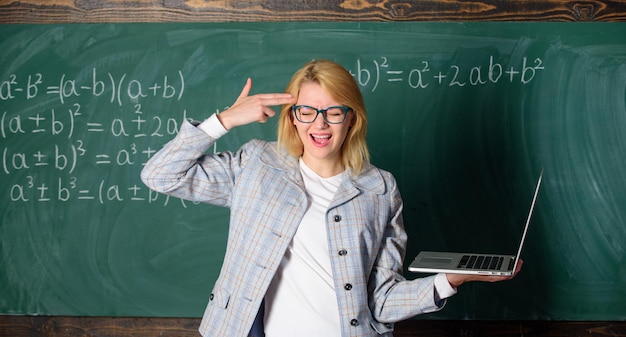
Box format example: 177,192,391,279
209,293,214,301
344,283,352,291
350,319,359,326
338,249,347,256
334,215,342,222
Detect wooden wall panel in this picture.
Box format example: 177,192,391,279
2,316,626,337
1,0,626,23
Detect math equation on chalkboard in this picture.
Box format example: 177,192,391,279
1,68,196,207
350,56,545,92
1,54,545,207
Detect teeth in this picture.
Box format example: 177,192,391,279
312,134,330,139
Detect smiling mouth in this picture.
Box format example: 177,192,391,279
311,134,331,145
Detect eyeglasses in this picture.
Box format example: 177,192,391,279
292,105,351,124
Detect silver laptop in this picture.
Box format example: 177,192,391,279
409,170,543,276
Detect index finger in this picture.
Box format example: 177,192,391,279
258,93,295,107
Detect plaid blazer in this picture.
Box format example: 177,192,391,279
141,120,443,337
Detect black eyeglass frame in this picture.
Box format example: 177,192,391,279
291,105,351,124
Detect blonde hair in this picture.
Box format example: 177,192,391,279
277,59,370,174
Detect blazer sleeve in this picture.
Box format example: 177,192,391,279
141,119,254,208
367,172,445,323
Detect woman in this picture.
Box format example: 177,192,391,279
141,60,521,337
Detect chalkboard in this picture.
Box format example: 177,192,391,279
1,22,625,320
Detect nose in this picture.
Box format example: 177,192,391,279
313,111,329,127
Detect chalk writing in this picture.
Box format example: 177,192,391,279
9,175,195,207
2,55,546,206
350,56,545,92
1,66,193,206
1,68,186,105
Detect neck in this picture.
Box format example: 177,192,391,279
300,156,345,178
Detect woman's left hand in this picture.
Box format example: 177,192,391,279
445,259,524,288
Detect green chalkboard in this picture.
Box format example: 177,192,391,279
1,22,625,320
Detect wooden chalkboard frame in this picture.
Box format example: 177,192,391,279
1,316,625,337
1,1,626,336
1,0,626,23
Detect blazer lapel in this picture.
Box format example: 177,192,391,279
330,164,386,209
258,142,305,189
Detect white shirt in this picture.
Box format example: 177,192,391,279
263,159,343,337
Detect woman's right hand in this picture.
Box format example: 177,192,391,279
216,78,295,130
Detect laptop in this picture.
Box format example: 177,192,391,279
408,170,543,276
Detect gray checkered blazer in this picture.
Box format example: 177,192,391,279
141,120,443,337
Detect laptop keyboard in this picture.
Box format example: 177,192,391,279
457,255,506,270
